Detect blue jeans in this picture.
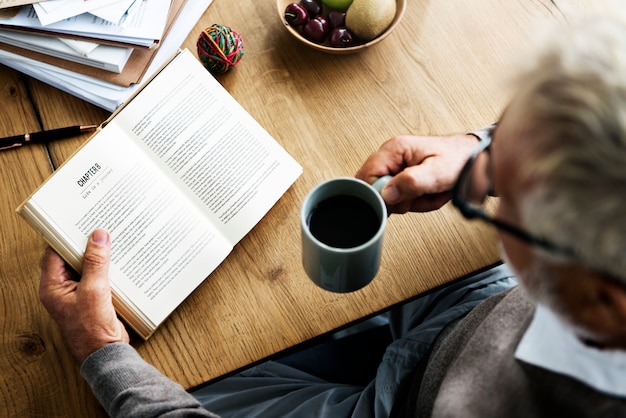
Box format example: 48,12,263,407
192,264,517,417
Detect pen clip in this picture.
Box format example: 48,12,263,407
0,142,22,151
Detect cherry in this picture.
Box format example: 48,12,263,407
300,0,321,18
328,27,356,47
284,3,309,27
326,11,346,29
303,16,331,43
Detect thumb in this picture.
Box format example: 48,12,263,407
380,170,421,205
81,229,111,290
381,182,400,204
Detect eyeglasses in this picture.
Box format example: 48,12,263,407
451,136,575,258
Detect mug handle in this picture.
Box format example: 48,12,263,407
371,175,393,194
371,175,393,217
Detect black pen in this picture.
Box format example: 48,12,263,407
0,124,99,151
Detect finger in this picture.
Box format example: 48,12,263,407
379,164,438,203
356,136,424,184
409,192,452,212
386,191,452,214
355,153,397,185
80,229,112,293
40,246,68,286
39,246,76,301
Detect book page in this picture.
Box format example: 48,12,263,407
17,48,300,337
22,127,232,329
110,49,303,244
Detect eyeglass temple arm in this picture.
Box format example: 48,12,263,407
458,203,575,257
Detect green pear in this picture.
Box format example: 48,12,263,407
321,0,353,11
345,0,396,41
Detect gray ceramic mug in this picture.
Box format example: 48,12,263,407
301,176,390,293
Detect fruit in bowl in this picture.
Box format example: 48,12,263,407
284,3,309,26
301,0,322,15
321,0,353,11
346,0,396,41
303,16,331,43
328,27,355,47
281,0,401,51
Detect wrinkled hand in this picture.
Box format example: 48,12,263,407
39,229,129,364
355,134,478,213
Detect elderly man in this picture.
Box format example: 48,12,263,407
39,13,626,418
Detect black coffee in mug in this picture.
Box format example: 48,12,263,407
307,195,380,248
302,177,388,292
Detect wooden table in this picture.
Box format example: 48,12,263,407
0,0,596,416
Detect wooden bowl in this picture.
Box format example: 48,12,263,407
277,0,406,54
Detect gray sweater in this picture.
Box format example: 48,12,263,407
81,342,219,417
82,287,626,417
393,287,626,417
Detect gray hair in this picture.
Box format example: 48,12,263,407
506,15,626,283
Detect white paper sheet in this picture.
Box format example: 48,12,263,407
0,0,214,111
0,29,133,72
1,0,171,46
34,0,128,26
89,0,137,25
58,38,99,56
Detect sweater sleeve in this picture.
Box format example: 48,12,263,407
468,123,496,142
80,342,219,418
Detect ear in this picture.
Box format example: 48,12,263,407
593,273,626,319
587,273,626,349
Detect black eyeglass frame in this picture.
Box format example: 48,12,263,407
451,136,575,258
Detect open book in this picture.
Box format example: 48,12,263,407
17,49,303,339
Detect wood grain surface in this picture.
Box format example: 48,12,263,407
0,0,600,415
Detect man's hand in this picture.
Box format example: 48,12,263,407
355,134,478,213
39,229,129,364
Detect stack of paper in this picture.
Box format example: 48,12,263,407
0,0,214,111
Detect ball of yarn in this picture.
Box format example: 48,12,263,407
197,24,245,74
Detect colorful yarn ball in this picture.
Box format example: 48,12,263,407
197,24,245,74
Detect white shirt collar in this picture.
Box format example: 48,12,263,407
515,303,626,398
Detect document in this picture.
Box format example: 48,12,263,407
0,0,209,110
0,29,133,72
0,0,171,46
17,49,303,340
33,0,128,26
